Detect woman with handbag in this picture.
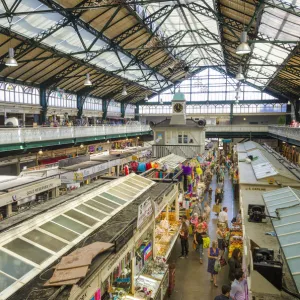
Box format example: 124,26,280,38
207,240,220,287
228,248,242,282
194,225,204,264
216,224,226,257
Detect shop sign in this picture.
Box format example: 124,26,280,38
245,187,267,191
137,197,153,229
0,178,61,206
89,145,95,152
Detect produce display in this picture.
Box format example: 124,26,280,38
155,219,181,258
228,227,243,258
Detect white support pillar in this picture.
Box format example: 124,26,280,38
6,204,12,217
175,190,179,221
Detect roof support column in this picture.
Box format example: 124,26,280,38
40,87,47,125
77,94,84,119
135,105,140,121
286,103,292,125
121,102,126,118
294,101,300,122
102,99,109,120
230,103,233,125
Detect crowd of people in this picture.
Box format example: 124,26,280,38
178,148,246,300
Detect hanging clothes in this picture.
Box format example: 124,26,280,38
131,161,139,172
124,165,129,176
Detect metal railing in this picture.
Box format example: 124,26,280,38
152,145,202,158
268,125,300,142
0,124,151,145
206,125,269,132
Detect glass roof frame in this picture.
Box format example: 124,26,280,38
263,187,300,293
0,173,155,299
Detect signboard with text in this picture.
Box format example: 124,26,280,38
137,198,153,229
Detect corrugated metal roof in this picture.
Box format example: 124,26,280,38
263,187,300,293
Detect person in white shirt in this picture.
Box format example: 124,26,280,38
230,270,246,300
218,207,228,228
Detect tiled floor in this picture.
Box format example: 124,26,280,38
168,172,238,300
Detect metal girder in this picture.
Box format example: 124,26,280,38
140,99,287,105
263,0,300,19
38,0,170,84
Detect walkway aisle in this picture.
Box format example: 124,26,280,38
169,172,238,300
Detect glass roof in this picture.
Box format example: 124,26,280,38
142,0,223,67
247,149,278,179
263,187,300,293
0,0,167,92
246,5,300,87
0,174,155,299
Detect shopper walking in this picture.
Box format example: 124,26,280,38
203,201,211,221
230,270,247,300
207,240,220,287
214,285,231,300
218,207,228,228
216,224,226,257
179,222,189,258
228,248,242,282
194,225,204,264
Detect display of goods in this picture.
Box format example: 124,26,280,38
230,231,242,237
228,240,243,258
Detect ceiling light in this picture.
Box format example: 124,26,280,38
137,136,140,139
184,66,190,72
84,73,92,86
236,31,251,55
235,99,239,104
145,95,149,101
80,144,84,148
236,66,244,81
126,137,128,141
168,67,174,74
38,149,43,155
6,48,18,67
107,140,110,143
122,86,127,96
243,118,246,121
287,101,291,105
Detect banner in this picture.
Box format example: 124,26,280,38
137,197,153,229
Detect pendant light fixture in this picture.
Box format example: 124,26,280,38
38,149,43,155
236,66,245,81
122,85,127,96
287,100,291,105
84,73,92,86
144,95,149,101
6,48,18,67
6,21,18,67
236,31,251,55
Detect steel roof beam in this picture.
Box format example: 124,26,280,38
38,0,170,84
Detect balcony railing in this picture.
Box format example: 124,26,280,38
0,124,151,145
268,125,300,142
206,125,269,132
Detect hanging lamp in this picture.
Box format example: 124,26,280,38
84,73,92,86
122,86,127,96
236,66,245,81
6,48,18,67
144,95,149,101
236,31,251,55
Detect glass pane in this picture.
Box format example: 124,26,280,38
100,192,126,204
107,189,131,200
0,272,15,292
23,230,67,252
0,250,33,279
64,210,97,226
118,184,137,196
93,196,120,208
40,222,78,242
3,238,51,265
52,215,89,234
131,176,152,185
76,204,107,220
86,200,114,214
123,181,143,190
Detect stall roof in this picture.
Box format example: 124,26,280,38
0,174,155,299
263,187,300,293
243,141,258,152
238,142,300,185
0,176,53,192
61,160,100,171
156,154,186,170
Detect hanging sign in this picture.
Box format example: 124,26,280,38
137,197,153,229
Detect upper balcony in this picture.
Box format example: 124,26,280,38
0,124,299,153
0,124,152,152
